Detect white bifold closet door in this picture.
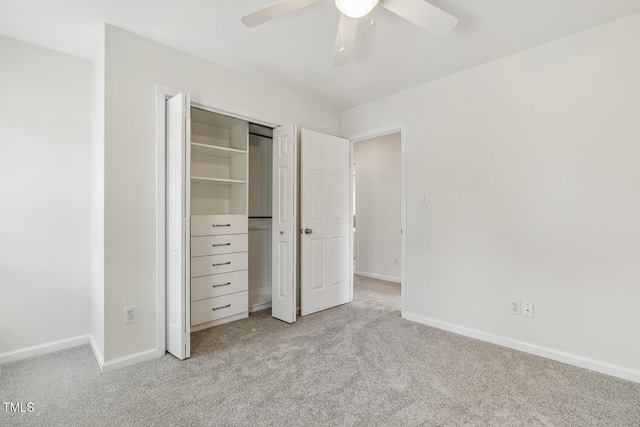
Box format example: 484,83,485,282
271,124,297,323
272,126,352,321
166,92,191,360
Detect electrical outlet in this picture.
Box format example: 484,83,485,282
510,300,521,315
523,302,534,318
124,306,137,325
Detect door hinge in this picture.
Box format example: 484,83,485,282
183,333,189,346
183,218,190,231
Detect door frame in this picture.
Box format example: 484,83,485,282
346,123,407,319
154,85,287,356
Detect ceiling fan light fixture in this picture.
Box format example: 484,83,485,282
335,0,380,18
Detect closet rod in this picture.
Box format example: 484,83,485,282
248,216,273,219
249,132,273,139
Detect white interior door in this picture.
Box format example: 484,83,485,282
166,93,191,359
271,124,297,323
300,129,351,316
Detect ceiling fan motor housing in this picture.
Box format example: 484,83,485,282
335,0,380,18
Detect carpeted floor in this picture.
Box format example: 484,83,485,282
1,275,639,426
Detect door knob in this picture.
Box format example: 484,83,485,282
304,228,313,235
280,231,284,235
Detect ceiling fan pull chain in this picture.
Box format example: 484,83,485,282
371,0,376,26
340,13,346,53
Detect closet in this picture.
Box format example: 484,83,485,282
166,92,298,360
187,107,273,332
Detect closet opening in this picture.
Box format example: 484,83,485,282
247,123,273,313
189,108,276,330
162,89,299,360
168,101,282,352
162,88,360,359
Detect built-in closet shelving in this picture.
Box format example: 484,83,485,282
189,108,249,331
187,108,274,332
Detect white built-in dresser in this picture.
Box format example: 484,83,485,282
188,108,250,330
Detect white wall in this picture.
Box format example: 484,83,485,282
100,25,342,364
0,36,91,357
343,13,640,381
353,134,401,281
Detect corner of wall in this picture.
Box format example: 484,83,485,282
88,334,105,373
90,26,106,359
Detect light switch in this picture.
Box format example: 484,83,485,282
420,194,429,206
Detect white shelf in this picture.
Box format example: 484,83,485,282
191,142,246,158
191,176,247,185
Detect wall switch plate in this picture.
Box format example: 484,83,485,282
523,302,534,318
395,257,399,265
420,194,429,206
124,306,137,325
510,300,521,315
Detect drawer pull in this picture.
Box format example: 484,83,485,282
212,304,231,311
212,282,231,288
212,261,231,267
212,243,231,247
212,224,231,227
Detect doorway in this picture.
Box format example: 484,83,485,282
349,126,406,318
353,132,401,282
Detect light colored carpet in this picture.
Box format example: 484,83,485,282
1,275,639,426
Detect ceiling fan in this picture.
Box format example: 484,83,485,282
241,0,458,66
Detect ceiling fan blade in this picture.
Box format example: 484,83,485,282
381,0,458,36
241,0,322,28
332,15,359,67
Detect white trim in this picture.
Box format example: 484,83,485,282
89,334,105,371
355,271,401,283
406,312,640,384
0,335,89,365
189,98,285,129
155,85,287,358
346,123,407,319
101,348,159,374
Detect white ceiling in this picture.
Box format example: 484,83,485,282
1,0,639,109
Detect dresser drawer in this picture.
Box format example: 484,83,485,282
191,270,248,301
191,234,248,257
191,215,247,236
191,252,248,278
191,291,248,326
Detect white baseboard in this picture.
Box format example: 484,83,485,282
355,271,401,283
0,335,89,365
90,335,159,374
405,313,640,384
100,348,160,374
